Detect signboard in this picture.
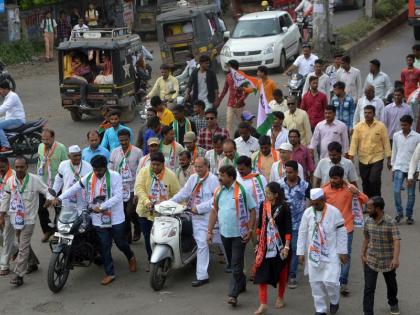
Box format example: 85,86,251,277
0,0,5,14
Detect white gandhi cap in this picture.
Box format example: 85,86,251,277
68,145,81,154
310,188,324,201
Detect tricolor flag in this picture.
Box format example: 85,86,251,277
256,82,274,135
230,68,258,93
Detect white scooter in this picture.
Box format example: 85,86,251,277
149,200,197,291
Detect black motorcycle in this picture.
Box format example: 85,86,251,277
2,118,46,163
0,60,16,91
47,202,101,293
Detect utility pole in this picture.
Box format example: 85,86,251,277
365,0,375,18
312,0,331,59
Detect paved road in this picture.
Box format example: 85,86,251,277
331,7,364,29
1,23,419,315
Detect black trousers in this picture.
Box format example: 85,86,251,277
38,194,59,234
123,193,140,242
363,265,398,315
359,160,384,198
221,236,247,298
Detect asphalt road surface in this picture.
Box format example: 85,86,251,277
0,23,419,315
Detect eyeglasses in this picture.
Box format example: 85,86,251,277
287,103,295,105
206,117,216,120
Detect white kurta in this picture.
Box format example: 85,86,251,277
204,150,224,174
53,160,92,209
109,145,143,192
170,173,219,280
237,173,267,216
296,204,348,283
270,160,305,183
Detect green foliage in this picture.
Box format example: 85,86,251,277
335,0,406,47
0,40,44,64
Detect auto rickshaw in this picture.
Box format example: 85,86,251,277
156,3,225,68
57,28,142,122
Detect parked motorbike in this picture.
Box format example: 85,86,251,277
47,202,101,293
0,60,16,91
1,118,46,163
287,72,305,101
149,200,197,291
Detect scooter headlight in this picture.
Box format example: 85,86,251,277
162,226,177,238
57,221,72,234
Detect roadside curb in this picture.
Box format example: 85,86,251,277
343,8,408,59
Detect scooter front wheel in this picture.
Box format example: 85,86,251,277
150,258,170,291
47,251,70,293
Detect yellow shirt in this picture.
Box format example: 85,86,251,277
283,109,312,145
147,75,179,101
134,166,180,220
63,55,74,79
349,120,391,165
158,108,175,126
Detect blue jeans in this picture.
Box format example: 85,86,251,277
340,231,353,285
289,229,299,279
393,170,416,218
0,119,24,147
94,222,134,276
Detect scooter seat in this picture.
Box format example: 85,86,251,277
3,119,45,133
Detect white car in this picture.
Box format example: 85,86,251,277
220,11,301,72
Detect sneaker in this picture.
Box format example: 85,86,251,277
288,278,297,289
340,284,349,296
0,147,12,153
390,304,400,315
407,217,414,225
395,215,403,223
330,303,339,314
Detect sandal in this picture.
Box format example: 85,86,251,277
0,269,10,276
10,276,23,287
227,296,237,306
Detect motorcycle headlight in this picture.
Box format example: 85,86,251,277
57,221,72,234
263,43,275,55
221,46,232,57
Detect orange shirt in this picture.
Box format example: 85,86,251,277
256,79,277,102
322,182,368,233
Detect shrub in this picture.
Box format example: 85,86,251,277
0,40,44,64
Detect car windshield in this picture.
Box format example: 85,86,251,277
232,18,280,38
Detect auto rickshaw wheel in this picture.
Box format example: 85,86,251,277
69,109,83,122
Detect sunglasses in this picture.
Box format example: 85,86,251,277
206,117,216,120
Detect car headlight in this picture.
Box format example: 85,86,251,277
416,9,420,16
57,221,72,234
221,46,232,57
263,43,275,55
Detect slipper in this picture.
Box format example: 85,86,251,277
10,276,23,287
0,269,10,276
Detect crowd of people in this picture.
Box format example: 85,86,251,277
1,41,420,315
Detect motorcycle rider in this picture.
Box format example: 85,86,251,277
0,80,26,153
286,44,318,77
54,155,137,285
176,53,197,83
294,0,313,42
170,157,219,287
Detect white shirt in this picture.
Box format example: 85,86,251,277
270,160,304,183
392,130,420,173
353,96,385,127
109,146,143,191
296,204,347,283
408,142,420,179
205,150,224,174
235,136,259,157
171,173,219,216
53,160,92,208
336,67,363,100
325,64,341,91
267,128,289,150
302,72,331,103
364,71,393,99
314,157,359,186
0,91,26,121
137,154,151,173
60,170,125,227
237,173,267,207
293,54,319,76
72,24,89,37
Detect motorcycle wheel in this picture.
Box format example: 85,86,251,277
150,258,170,291
11,132,42,164
70,109,83,122
7,77,16,91
47,251,70,293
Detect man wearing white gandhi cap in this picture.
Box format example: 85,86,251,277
52,145,92,210
269,142,305,182
296,188,348,315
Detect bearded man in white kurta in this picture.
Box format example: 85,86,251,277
297,188,348,315
170,157,219,287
